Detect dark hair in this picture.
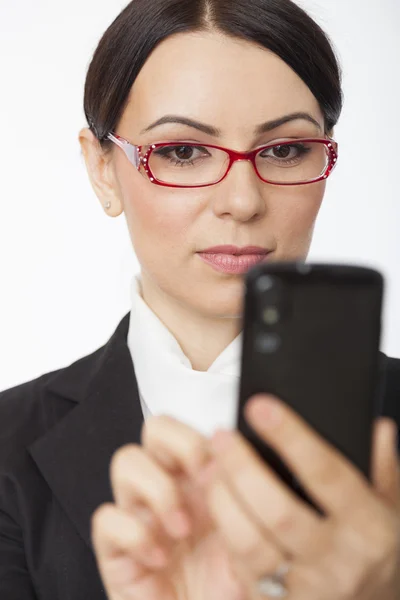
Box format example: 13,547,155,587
84,0,343,148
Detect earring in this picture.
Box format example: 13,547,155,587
104,202,112,210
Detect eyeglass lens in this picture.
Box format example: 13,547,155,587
146,141,330,186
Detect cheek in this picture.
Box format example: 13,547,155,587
273,183,325,255
122,184,202,262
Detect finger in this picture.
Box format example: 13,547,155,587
110,445,192,540
142,415,213,476
372,418,400,508
244,395,377,518
206,474,287,577
209,430,322,556
91,503,174,600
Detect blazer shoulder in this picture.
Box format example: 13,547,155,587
385,355,400,392
0,345,106,469
0,314,130,471
387,355,400,374
0,371,62,469
382,355,400,426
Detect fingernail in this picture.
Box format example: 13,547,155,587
165,509,192,539
246,396,282,428
211,430,233,454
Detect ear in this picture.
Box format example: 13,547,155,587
78,128,123,217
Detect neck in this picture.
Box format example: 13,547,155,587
140,273,242,372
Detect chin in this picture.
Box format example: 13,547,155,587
197,285,245,320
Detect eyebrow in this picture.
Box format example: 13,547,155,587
140,112,322,137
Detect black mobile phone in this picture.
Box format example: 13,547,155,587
237,262,385,511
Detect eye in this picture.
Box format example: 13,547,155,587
259,143,310,162
272,146,293,159
174,146,196,161
153,145,211,166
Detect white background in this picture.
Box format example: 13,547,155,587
0,0,399,392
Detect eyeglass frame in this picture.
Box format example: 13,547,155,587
106,132,339,189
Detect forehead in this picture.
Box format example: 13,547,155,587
123,31,324,135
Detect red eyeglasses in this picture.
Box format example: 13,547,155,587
107,133,338,189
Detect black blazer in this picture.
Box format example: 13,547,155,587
0,312,399,600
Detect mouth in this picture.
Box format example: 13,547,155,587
198,245,271,256
197,246,273,275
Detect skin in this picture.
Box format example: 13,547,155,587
80,30,400,600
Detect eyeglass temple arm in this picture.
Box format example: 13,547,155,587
107,133,141,169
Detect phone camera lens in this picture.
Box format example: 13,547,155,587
255,333,281,354
263,307,280,325
256,275,274,293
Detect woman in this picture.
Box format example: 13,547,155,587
0,0,399,599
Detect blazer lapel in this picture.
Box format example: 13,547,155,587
28,312,144,551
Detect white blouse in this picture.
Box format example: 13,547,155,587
127,274,242,438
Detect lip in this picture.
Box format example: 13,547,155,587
197,248,273,275
199,245,271,255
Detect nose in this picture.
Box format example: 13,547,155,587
211,158,267,223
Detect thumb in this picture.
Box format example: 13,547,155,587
371,418,400,508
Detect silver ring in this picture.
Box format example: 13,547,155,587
257,561,292,598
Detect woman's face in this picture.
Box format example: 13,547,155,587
88,31,328,319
